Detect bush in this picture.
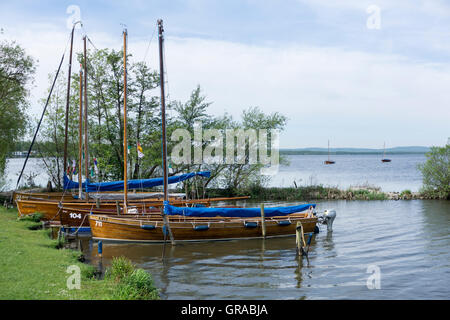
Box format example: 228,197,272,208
418,145,450,199
106,256,135,281
106,256,159,300
113,269,159,300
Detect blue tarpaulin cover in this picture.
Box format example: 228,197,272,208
164,202,315,218
63,171,211,192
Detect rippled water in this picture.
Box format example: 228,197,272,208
82,199,450,300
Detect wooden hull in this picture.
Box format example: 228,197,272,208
381,159,391,162
13,190,185,202
16,197,187,221
60,206,161,228
324,161,335,164
16,195,250,225
89,213,318,243
14,191,75,202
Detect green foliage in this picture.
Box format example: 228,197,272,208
0,39,35,178
418,144,450,199
400,189,412,197
351,189,388,200
106,256,159,300
106,256,135,281
18,212,43,222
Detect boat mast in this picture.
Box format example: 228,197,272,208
78,67,83,199
83,35,89,196
383,142,386,159
63,22,79,181
123,28,128,214
328,140,330,162
158,19,175,245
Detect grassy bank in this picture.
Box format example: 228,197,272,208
0,207,159,300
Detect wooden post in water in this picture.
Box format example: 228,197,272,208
296,221,306,256
260,203,266,239
158,19,175,246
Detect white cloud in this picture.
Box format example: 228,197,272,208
3,18,449,148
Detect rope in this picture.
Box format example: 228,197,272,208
13,50,66,193
63,213,89,236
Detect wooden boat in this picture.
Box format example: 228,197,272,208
324,140,335,164
16,195,249,222
58,196,250,228
15,193,185,220
89,210,318,243
13,190,185,202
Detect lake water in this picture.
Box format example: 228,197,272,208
3,154,426,192
271,154,426,192
81,199,450,300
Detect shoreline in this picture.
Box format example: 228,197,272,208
0,207,159,299
1,185,446,203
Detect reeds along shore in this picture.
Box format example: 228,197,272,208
0,185,445,206
203,186,445,200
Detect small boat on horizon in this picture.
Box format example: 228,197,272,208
381,142,391,162
324,140,335,164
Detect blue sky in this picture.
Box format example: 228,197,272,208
1,0,449,148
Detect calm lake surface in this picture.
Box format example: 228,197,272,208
4,154,426,192
82,199,450,300
271,154,426,192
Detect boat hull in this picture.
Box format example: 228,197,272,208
89,213,318,243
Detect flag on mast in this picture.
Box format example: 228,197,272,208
94,158,99,175
137,142,144,158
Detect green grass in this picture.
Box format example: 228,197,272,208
349,189,388,200
0,207,159,300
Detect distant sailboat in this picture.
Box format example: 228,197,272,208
381,142,391,162
324,140,335,164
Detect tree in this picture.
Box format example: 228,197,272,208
219,107,287,191
0,39,35,180
418,144,450,199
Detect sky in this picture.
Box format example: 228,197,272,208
0,0,449,148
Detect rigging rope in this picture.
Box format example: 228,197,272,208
14,51,66,192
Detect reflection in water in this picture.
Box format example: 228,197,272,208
81,200,449,300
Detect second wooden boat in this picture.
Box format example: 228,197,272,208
89,205,318,243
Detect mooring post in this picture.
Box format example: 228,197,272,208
296,222,306,256
260,203,266,239
98,240,103,257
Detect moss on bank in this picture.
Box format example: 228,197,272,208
0,207,159,300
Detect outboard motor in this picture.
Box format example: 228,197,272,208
319,209,336,232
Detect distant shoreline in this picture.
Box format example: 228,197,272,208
280,151,427,155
